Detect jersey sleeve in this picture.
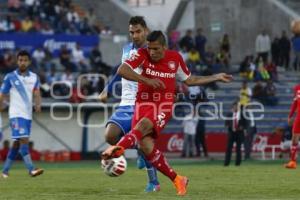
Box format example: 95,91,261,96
0,74,12,94
289,99,297,118
106,73,121,94
121,45,128,63
123,49,146,69
289,86,299,118
33,76,40,91
176,53,191,81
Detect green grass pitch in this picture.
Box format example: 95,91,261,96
1,160,300,200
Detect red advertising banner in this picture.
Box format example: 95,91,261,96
156,132,282,153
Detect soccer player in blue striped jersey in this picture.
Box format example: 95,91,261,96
98,16,160,192
0,50,44,178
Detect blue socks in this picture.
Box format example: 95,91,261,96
143,155,159,185
19,144,34,172
2,147,19,173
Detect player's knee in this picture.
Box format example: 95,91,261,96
105,124,122,145
105,132,118,145
12,141,20,148
139,136,154,155
136,118,153,135
19,144,29,156
8,147,19,159
292,135,300,145
139,144,152,155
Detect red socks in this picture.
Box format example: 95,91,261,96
291,144,298,162
116,129,178,181
145,147,177,181
116,129,143,149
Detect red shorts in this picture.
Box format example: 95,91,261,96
293,117,300,134
131,102,173,138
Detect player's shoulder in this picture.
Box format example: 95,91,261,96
294,84,300,91
134,47,148,58
165,50,181,59
136,47,147,53
28,71,39,79
122,42,134,52
29,71,38,76
3,71,16,80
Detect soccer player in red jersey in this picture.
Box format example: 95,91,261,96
285,84,300,169
102,31,232,195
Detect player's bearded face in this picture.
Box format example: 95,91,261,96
129,24,147,47
147,41,165,62
17,56,30,71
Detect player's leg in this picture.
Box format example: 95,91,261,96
103,117,168,175
2,140,20,178
16,118,43,176
136,149,146,169
285,120,300,168
194,131,201,157
285,134,299,169
235,132,243,166
19,137,43,177
224,131,234,166
102,117,153,158
106,116,149,169
104,109,160,192
200,131,208,157
138,137,160,192
102,116,188,195
105,123,123,145
105,109,147,169
3,117,22,178
139,136,188,196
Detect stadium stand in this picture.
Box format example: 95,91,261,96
1,0,300,158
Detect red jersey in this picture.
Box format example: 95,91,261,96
124,48,191,136
124,48,191,104
289,84,300,134
289,84,300,119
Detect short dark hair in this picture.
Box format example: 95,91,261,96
129,16,147,28
147,30,166,45
17,50,31,59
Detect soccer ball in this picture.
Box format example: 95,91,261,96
101,156,127,177
291,19,300,35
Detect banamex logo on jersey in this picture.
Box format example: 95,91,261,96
128,52,139,61
167,134,183,151
168,61,176,70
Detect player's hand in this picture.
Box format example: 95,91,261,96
288,117,292,126
35,105,41,113
98,91,108,103
215,73,233,83
145,78,166,90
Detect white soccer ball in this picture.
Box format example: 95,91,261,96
101,155,127,177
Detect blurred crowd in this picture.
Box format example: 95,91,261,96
2,0,111,35
0,1,298,108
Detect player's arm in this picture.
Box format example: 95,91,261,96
118,49,165,89
33,89,41,112
117,63,165,89
176,53,232,86
98,73,121,103
288,98,297,124
0,93,7,112
0,74,11,111
184,73,233,86
99,44,128,103
33,77,41,112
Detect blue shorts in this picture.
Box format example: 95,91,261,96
106,105,134,135
10,118,32,139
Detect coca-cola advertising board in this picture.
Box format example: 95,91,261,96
156,132,282,153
